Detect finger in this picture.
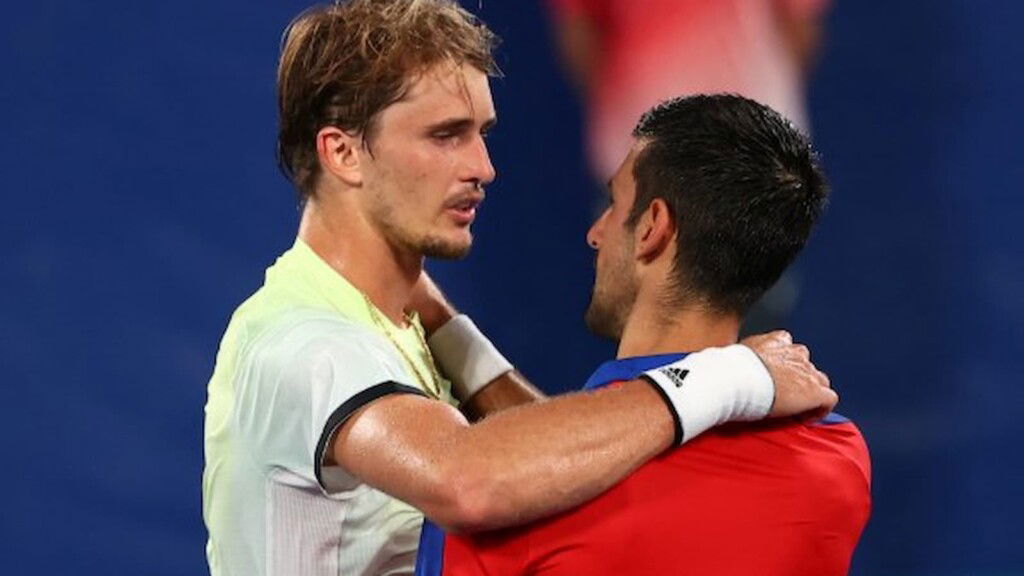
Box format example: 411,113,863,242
740,332,771,348
773,330,793,345
821,388,839,411
816,369,831,389
791,344,810,361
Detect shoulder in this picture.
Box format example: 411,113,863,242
651,415,872,486
235,309,407,390
805,413,872,487
255,310,394,361
720,415,873,493
804,413,871,461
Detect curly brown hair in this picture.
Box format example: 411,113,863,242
276,0,500,199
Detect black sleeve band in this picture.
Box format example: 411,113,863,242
640,375,685,446
314,381,427,489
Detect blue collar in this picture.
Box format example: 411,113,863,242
582,353,689,390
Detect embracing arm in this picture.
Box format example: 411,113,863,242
408,272,545,419
389,273,835,532
331,377,673,533
459,370,544,421
330,334,836,534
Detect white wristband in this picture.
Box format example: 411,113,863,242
641,344,773,445
427,315,514,401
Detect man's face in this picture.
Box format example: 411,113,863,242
359,63,497,259
584,144,643,339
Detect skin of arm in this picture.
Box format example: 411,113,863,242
460,370,545,421
407,271,546,418
331,328,836,534
391,274,836,532
331,377,673,534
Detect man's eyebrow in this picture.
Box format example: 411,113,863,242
426,116,497,134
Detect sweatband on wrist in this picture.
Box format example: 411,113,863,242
640,344,774,445
427,315,514,401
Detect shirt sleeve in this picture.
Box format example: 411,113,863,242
239,315,426,494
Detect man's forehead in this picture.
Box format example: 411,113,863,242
613,141,646,186
396,62,495,119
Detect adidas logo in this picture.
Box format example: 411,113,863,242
659,366,690,388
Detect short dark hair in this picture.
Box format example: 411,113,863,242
629,94,828,315
277,0,500,199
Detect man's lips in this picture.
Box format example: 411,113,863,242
444,192,484,225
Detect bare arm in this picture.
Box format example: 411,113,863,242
333,333,836,534
460,370,544,421
331,377,673,533
408,271,546,418
392,273,836,532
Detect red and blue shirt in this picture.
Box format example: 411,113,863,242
416,353,871,576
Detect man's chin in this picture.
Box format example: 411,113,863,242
421,236,472,260
584,301,624,341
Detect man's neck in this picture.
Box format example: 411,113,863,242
616,294,741,358
298,200,421,325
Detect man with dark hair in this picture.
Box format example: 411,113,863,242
416,94,871,576
203,1,838,574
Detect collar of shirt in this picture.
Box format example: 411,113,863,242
262,239,451,403
582,353,689,391
265,238,382,326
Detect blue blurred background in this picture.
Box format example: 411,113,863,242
2,1,1021,574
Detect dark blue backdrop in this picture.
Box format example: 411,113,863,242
2,1,1021,574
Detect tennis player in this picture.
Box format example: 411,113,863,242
202,3,838,575
415,95,871,576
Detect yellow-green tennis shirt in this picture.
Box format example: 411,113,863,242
203,238,453,576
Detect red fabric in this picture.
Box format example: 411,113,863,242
441,416,870,575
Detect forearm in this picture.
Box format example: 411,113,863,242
335,380,672,533
337,330,832,533
408,275,548,417
461,370,546,421
449,380,672,530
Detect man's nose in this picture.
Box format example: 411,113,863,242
586,218,602,249
466,135,496,187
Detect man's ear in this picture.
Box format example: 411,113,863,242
316,126,364,187
634,198,675,262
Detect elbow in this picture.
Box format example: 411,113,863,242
425,465,512,534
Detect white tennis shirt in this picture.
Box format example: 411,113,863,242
203,239,453,576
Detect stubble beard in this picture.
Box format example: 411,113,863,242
369,192,473,261
584,263,638,341
419,234,472,260
381,219,473,261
